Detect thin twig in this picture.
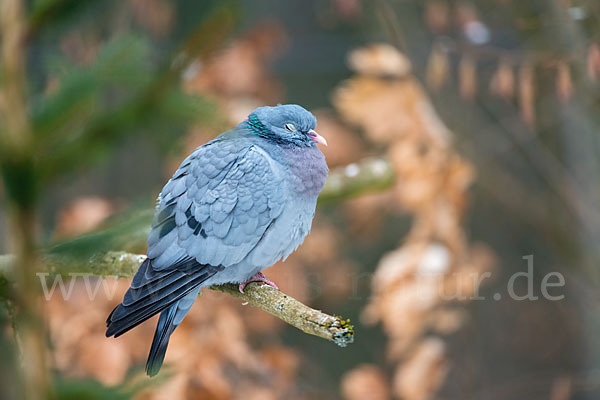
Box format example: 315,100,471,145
211,284,354,346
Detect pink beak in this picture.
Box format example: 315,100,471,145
308,129,328,146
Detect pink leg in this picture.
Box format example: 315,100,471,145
238,272,279,293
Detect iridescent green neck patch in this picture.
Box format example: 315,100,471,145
246,114,270,137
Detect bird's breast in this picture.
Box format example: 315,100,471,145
284,146,328,198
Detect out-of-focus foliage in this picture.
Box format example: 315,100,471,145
48,206,153,259
54,377,135,400
2,0,600,399
31,33,217,182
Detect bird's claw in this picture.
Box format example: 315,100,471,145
238,272,279,293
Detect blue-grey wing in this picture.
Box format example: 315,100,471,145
106,137,286,338
147,138,286,270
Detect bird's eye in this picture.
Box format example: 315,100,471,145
284,123,297,132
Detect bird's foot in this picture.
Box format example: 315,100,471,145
238,272,279,293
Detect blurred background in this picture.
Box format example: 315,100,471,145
1,0,600,399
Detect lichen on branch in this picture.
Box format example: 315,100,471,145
212,282,354,347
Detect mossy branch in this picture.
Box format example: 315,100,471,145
320,157,394,204
211,283,354,347
0,251,354,347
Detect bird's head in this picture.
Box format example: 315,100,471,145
244,104,327,147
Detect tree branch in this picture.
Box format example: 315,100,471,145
211,282,354,346
0,251,354,347
320,157,394,204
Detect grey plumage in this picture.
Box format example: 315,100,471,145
106,104,328,376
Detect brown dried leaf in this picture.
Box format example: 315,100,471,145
334,75,450,146
184,24,287,104
587,43,600,81
348,43,411,78
426,43,450,90
260,346,301,388
556,60,573,102
550,375,572,400
341,364,390,400
428,308,467,334
424,0,450,33
458,55,477,100
455,2,478,27
490,58,515,99
393,338,448,400
518,63,536,127
54,196,115,239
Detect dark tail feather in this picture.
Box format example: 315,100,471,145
146,304,178,377
105,259,223,338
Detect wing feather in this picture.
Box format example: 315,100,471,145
149,138,286,270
